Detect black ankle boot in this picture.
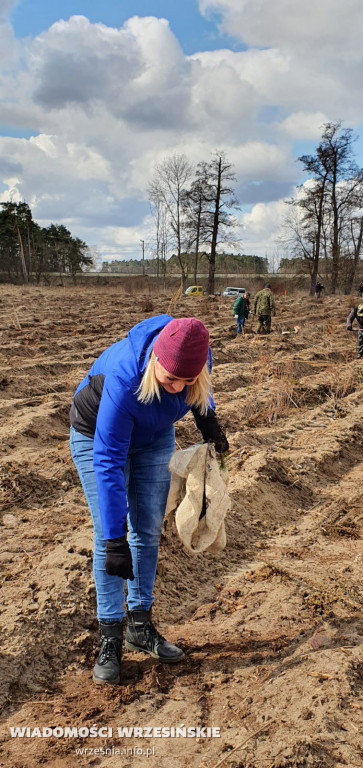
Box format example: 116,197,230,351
93,621,123,685
125,609,185,663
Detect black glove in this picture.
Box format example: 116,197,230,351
105,537,134,580
191,407,229,454
347,326,353,331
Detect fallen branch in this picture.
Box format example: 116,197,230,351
209,722,274,768
307,672,334,680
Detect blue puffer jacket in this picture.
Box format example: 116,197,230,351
74,314,213,539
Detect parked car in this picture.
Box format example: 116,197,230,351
222,286,246,297
184,285,204,296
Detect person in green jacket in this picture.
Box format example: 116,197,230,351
253,284,276,334
233,294,246,335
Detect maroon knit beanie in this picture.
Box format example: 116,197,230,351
153,318,209,378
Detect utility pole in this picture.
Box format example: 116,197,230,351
140,239,145,276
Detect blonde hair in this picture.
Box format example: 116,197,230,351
137,351,211,414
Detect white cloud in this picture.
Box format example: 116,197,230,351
233,142,292,181
199,0,363,122
28,15,191,130
78,214,157,263
278,112,329,140
0,0,20,66
190,47,290,99
0,0,17,16
0,7,362,261
199,0,363,56
241,199,287,253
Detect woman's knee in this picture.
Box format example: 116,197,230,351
128,524,162,547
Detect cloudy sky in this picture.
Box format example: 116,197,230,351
1,0,363,264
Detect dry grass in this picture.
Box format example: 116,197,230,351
244,380,301,426
167,284,183,315
327,366,357,404
241,357,302,425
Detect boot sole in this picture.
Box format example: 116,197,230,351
125,640,185,662
93,674,120,685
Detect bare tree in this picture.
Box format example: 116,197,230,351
300,122,363,293
283,178,329,294
196,152,240,295
339,178,363,293
149,186,169,288
283,122,363,293
266,248,283,275
348,215,363,293
148,153,193,287
182,176,210,285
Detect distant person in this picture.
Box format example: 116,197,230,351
315,281,324,299
70,315,229,685
233,293,246,335
254,284,276,334
358,281,363,298
347,303,363,359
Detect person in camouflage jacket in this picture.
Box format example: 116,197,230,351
254,284,276,334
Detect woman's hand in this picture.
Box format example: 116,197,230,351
105,537,134,580
191,406,229,454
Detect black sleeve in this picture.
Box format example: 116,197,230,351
191,406,229,453
70,374,105,437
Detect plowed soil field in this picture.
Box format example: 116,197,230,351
0,285,362,768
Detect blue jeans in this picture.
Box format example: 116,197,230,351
236,316,245,334
70,426,175,622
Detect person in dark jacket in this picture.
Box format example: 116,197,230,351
347,304,363,359
315,281,324,299
358,282,363,298
70,315,229,685
233,294,246,335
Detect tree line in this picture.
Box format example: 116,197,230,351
100,252,268,275
0,202,92,283
282,121,363,295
